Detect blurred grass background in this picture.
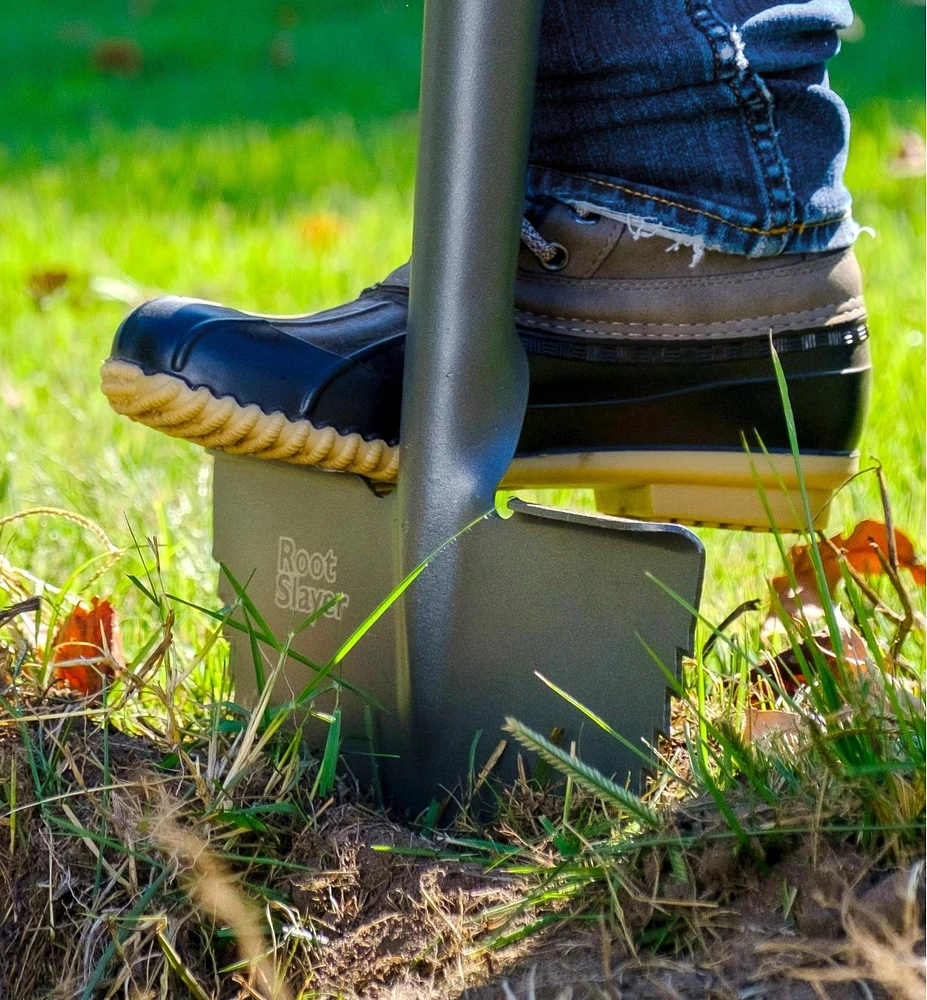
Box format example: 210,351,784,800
0,0,923,651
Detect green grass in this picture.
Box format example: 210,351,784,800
0,119,416,632
1,0,924,638
493,353,926,958
0,5,924,993
0,0,923,828
2,0,422,156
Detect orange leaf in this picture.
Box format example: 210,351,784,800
297,212,345,251
766,518,924,635
52,598,123,697
831,519,926,584
765,550,835,634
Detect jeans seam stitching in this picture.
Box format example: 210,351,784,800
684,0,796,240
531,168,847,236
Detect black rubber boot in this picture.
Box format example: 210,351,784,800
102,201,870,528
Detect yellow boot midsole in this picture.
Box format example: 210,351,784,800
502,448,855,491
503,450,857,530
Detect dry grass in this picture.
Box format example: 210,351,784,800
0,672,922,997
0,478,923,998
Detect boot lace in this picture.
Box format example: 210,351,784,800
520,218,568,270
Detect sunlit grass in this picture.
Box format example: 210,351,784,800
1,108,924,652
0,5,923,994
0,0,923,685
0,120,416,659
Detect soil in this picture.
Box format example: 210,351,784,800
279,809,925,1000
0,720,922,1000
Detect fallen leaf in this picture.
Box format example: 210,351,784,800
268,32,294,68
744,708,801,744
765,519,925,635
834,519,926,583
758,607,872,697
52,598,123,697
887,130,926,178
797,608,871,682
297,212,345,251
27,269,70,307
91,38,143,78
277,4,300,28
817,610,870,673
764,569,828,636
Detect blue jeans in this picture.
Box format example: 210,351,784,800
529,0,862,257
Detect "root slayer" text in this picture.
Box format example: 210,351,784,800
274,536,349,620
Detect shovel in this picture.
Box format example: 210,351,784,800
212,0,704,814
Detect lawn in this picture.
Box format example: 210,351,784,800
1,1,924,631
0,1,924,997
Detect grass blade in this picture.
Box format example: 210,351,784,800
312,707,342,798
503,717,661,829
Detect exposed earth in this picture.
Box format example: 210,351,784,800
0,720,922,999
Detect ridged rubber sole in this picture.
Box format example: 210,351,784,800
101,359,855,531
101,359,400,482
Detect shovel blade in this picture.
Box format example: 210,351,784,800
213,454,704,813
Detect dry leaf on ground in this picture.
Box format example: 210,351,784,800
27,269,70,307
888,130,927,177
52,597,123,696
268,32,295,68
91,38,143,77
765,519,925,635
743,708,802,744
297,211,345,251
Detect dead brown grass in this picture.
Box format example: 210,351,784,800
0,713,922,999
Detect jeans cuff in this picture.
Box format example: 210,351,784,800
526,165,863,258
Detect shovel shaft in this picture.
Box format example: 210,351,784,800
214,0,706,815
400,0,542,544
394,0,543,773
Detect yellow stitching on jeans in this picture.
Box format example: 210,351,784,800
535,168,851,237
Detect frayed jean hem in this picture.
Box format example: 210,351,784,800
526,165,864,259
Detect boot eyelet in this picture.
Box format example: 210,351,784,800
569,207,600,225
541,243,570,271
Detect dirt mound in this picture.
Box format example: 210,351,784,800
284,805,520,994
0,719,922,999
